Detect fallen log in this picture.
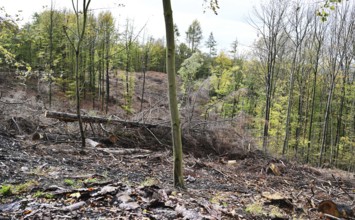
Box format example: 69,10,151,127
92,147,151,155
45,111,162,128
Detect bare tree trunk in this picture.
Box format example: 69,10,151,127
48,1,54,109
75,50,86,149
89,37,95,109
319,3,352,166
251,0,287,152
282,53,296,155
263,76,272,152
162,0,184,188
63,0,92,149
105,32,110,114
101,44,105,112
140,50,148,113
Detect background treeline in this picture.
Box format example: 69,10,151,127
0,0,354,171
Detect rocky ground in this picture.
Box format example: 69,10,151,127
0,72,354,219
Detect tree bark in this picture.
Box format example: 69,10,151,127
162,0,184,188
48,0,54,109
105,31,110,114
140,49,148,113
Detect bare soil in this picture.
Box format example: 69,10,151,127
0,71,354,219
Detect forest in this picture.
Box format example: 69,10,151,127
1,0,352,170
0,0,354,219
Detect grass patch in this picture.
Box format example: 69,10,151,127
210,192,228,206
246,202,264,215
0,180,39,197
83,178,98,184
15,180,39,194
33,191,54,199
64,179,75,186
0,185,12,196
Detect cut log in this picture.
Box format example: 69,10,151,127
45,111,162,128
85,138,104,148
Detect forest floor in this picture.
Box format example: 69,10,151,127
0,71,354,219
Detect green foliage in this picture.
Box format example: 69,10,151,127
316,0,343,21
203,0,220,14
64,179,75,186
210,52,233,97
0,185,12,196
205,32,217,57
33,191,54,199
176,42,192,70
0,0,353,172
149,39,166,72
185,19,203,52
119,71,135,114
83,178,98,184
0,180,39,196
0,11,28,69
178,52,204,95
246,202,264,215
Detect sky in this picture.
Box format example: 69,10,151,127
1,0,259,54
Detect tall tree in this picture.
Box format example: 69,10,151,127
178,52,204,103
306,13,326,163
205,32,217,57
140,36,152,112
86,13,97,109
63,0,91,149
48,1,54,108
319,2,353,166
282,2,311,156
97,11,115,114
230,37,238,63
122,19,136,112
185,19,203,53
251,0,288,152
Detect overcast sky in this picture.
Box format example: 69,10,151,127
1,0,259,53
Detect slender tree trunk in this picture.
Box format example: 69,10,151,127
282,53,297,155
89,38,95,109
319,75,336,166
306,65,319,164
105,33,110,114
295,87,303,158
263,72,272,152
140,51,148,113
63,0,91,149
334,61,348,165
80,52,84,99
162,0,184,188
48,1,54,109
262,51,276,152
101,44,105,111
75,51,86,148
125,38,132,107
98,52,102,110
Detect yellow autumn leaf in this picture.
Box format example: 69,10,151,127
69,192,81,198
